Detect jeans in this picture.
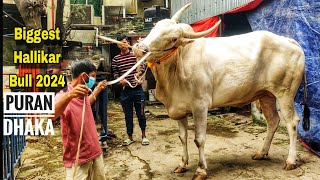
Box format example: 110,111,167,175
96,88,108,134
120,85,146,136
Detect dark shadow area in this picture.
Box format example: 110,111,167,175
222,12,252,37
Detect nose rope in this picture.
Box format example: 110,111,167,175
96,35,152,86
123,66,149,89
106,52,152,86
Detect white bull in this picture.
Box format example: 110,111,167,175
134,3,309,179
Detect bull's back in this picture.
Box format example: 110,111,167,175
192,31,305,106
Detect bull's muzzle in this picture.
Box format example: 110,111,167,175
132,43,150,61
137,43,149,53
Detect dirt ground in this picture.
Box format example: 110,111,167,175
15,101,320,180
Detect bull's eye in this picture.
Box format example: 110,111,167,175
172,38,177,43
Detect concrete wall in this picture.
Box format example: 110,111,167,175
65,46,102,61
46,0,166,43
3,0,14,4
103,0,138,15
66,30,95,44
103,0,165,17
46,0,102,44
3,37,16,66
3,66,18,92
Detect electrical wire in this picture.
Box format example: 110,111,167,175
3,10,25,26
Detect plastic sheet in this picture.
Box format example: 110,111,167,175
247,0,320,152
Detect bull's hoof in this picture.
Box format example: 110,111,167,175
283,162,297,170
252,153,267,160
192,172,207,180
173,165,187,173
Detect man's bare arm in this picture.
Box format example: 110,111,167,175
89,80,107,105
53,93,72,120
53,84,90,120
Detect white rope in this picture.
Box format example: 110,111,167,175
123,66,149,88
106,52,151,86
73,96,86,179
96,35,151,86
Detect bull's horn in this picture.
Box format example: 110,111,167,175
171,3,192,23
183,20,221,39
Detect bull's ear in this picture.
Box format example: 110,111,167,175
175,38,194,47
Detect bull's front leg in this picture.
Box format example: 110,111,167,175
193,107,208,180
174,117,189,173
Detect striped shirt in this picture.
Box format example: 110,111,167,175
112,51,146,87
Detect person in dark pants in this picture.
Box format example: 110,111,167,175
95,63,116,142
111,34,149,146
95,84,109,140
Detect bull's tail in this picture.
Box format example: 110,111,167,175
302,71,310,131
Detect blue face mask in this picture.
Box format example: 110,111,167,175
83,73,95,89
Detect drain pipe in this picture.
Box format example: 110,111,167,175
122,0,126,18
51,0,55,29
165,0,169,8
95,27,99,47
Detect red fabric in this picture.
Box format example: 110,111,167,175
299,138,320,157
55,84,102,168
227,0,263,14
190,0,263,37
19,64,41,92
191,16,220,37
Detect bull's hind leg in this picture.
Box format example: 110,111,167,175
277,97,300,170
174,117,189,173
252,96,280,160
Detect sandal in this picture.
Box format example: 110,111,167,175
142,138,150,146
123,139,134,146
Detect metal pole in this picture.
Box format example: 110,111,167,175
3,136,8,179
10,133,14,180
122,0,126,18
